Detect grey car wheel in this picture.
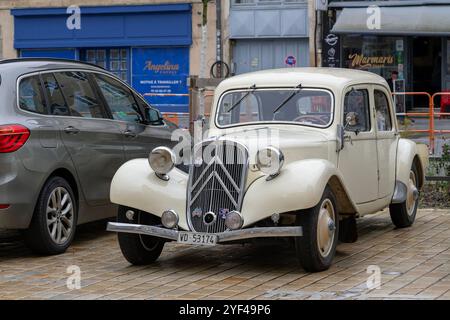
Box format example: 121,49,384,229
46,187,75,245
24,176,78,255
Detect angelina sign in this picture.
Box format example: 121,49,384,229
348,53,395,68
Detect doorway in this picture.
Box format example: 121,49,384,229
412,37,442,109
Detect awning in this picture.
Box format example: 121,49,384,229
332,5,450,36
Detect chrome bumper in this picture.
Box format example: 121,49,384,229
107,222,303,243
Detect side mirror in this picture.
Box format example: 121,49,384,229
337,124,345,151
345,112,358,128
145,108,164,125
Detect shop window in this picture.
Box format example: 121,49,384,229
18,76,46,114
231,0,305,5
341,35,405,83
344,89,371,132
374,90,392,131
82,48,129,83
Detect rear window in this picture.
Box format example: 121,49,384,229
18,75,47,114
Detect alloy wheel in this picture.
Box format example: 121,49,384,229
46,187,74,245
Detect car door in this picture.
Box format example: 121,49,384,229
92,73,175,160
44,71,125,207
373,85,398,199
337,86,379,204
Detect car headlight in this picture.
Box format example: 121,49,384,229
256,147,284,178
148,146,176,180
161,210,179,229
225,211,244,230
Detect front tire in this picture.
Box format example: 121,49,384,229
24,176,77,255
117,206,165,265
295,187,339,272
389,163,420,228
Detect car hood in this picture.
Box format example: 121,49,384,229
209,126,333,186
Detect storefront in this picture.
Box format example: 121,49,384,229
11,4,192,114
229,0,310,74
322,1,450,110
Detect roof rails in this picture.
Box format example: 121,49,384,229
0,57,106,70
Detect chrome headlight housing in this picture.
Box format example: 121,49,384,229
148,146,176,180
256,147,284,178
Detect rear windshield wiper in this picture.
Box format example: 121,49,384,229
272,83,303,115
226,84,257,113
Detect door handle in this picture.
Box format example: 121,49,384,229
64,126,80,134
124,130,137,138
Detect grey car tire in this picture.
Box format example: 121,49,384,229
24,176,77,255
295,186,339,272
117,206,165,265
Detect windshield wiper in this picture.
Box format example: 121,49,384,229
226,84,257,113
272,83,303,115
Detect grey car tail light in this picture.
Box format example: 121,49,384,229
0,124,30,153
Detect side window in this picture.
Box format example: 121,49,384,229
344,89,371,132
94,74,142,123
55,71,105,118
374,90,393,131
18,76,46,114
41,73,70,116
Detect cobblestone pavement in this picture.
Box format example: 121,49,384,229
0,208,449,300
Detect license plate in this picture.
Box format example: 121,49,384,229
178,232,218,246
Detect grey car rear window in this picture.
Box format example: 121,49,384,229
19,75,47,114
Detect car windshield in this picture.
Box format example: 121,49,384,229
217,88,333,128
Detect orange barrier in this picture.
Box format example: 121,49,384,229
393,91,450,154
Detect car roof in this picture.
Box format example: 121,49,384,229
0,58,105,75
216,67,389,94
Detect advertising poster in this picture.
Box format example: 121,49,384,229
132,47,190,113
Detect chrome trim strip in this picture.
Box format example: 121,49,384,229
107,222,178,241
107,222,303,242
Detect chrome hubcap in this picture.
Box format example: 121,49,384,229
46,187,74,245
317,198,336,258
406,170,418,217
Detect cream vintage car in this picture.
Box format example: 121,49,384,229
107,68,429,272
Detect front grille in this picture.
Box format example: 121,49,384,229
187,140,248,233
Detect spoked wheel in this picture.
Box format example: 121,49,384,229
24,177,77,255
295,187,339,272
389,163,420,228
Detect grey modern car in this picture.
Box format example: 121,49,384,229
0,58,178,255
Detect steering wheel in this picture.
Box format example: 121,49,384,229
293,114,329,125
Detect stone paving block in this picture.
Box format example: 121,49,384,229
0,209,449,300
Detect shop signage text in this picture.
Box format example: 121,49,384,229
144,61,180,75
348,53,395,68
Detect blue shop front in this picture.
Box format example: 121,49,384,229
11,4,192,119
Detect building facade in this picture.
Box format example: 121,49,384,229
229,0,312,74
0,0,316,121
0,0,224,127
321,0,450,110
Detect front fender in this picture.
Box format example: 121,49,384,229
110,159,189,230
241,159,353,226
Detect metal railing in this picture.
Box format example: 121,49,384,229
393,91,450,155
